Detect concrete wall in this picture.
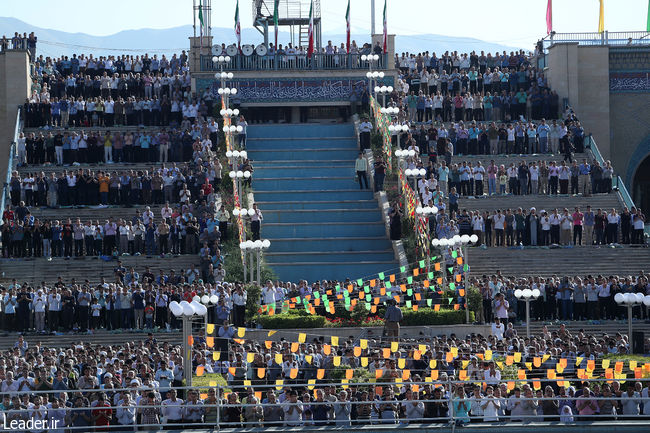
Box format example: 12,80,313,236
609,93,650,184
0,50,30,191
545,44,611,159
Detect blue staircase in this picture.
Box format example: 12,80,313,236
248,123,399,282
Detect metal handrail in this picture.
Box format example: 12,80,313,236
2,106,21,214
200,53,387,72
542,31,650,48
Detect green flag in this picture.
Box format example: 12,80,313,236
379,272,385,280
451,251,458,258
427,299,432,307
419,260,425,268
273,0,279,47
449,283,456,290
357,279,363,286
386,282,392,289
400,266,406,273
407,276,413,284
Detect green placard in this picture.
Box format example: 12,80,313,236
407,276,413,284
419,260,425,268
400,266,406,273
427,299,432,306
407,289,413,296
379,272,385,280
449,283,456,290
452,251,458,258
357,279,363,286
386,282,392,289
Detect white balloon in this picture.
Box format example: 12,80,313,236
644,295,650,307
225,150,233,157
453,235,461,244
361,55,368,61
232,150,240,157
388,125,395,132
248,208,255,216
218,56,225,62
402,125,410,132
229,125,237,132
431,206,439,214
415,207,423,215
212,56,218,62
224,56,231,62
239,151,247,159
431,238,440,247
419,168,427,176
532,288,541,298
404,169,413,176
245,240,254,248
378,71,385,77
217,88,224,95
220,109,227,116
201,295,210,304
522,288,532,298
470,234,479,244
514,289,523,298
387,86,394,93
372,71,380,78
236,170,244,178
374,86,381,93
222,125,229,132
254,240,263,248
169,301,182,316
366,71,372,78
210,294,219,304
227,72,234,79
226,109,234,116
231,88,238,95
192,295,201,303
635,293,645,303
262,239,271,248
407,149,416,156
423,206,432,214
439,239,448,246
239,241,246,249
239,209,249,216
380,86,387,92
243,171,251,178
229,171,236,178
221,72,228,79
624,293,635,304
460,234,470,244
191,301,206,316
614,292,625,304
233,209,240,216
233,109,240,116
237,125,244,133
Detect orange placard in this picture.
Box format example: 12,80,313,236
228,367,236,376
354,346,362,357
533,381,541,390
507,381,515,391
375,369,384,379
458,289,465,297
206,337,214,348
370,279,376,287
371,305,377,313
291,342,299,353
505,355,514,366
587,360,595,371
434,304,440,311
402,370,411,380
380,287,386,296
453,304,460,310
346,369,354,380
431,370,439,380
446,352,454,362
317,369,325,379
413,269,419,277
257,368,266,379
375,386,383,397
458,370,468,381
390,274,395,282
455,274,462,282
437,278,443,285
400,284,407,292
533,357,541,368
457,257,463,265
434,263,441,271
547,369,556,379
188,336,194,346
559,358,568,369
615,361,624,372
413,305,419,311
413,350,421,360
290,368,298,379
383,348,391,359
518,369,526,380
323,344,331,355
196,366,205,377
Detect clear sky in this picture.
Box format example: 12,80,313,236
4,0,649,46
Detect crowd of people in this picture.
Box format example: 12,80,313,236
0,322,649,430
0,32,37,58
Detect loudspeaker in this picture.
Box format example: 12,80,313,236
632,331,645,354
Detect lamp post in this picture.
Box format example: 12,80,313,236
249,239,271,284
225,149,247,171
169,300,207,387
375,86,394,107
416,205,438,273
229,170,251,202
514,288,541,338
404,167,426,193
389,124,410,154
200,293,219,328
615,292,650,342
362,54,381,93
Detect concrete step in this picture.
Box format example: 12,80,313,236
262,221,386,238
27,205,165,222
264,261,400,282
263,209,383,224
252,176,358,191
247,148,359,161
0,330,182,351
254,189,374,202
257,200,379,210
247,137,357,150
247,123,354,139
253,160,355,168
253,166,355,178
466,246,650,277
0,255,200,285
269,237,392,252
456,193,623,214
266,250,396,263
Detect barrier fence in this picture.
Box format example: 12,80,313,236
369,95,393,171
200,53,387,72
1,107,21,214
3,378,650,430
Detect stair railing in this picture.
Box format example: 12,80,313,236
585,134,636,210
2,106,22,214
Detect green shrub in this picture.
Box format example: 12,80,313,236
401,308,473,326
329,366,375,383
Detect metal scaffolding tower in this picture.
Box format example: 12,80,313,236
252,0,321,49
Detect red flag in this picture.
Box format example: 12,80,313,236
307,0,314,58
546,0,553,34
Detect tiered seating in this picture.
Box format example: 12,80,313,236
466,247,650,277
456,192,623,214
0,254,199,286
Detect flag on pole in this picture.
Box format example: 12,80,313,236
598,0,604,33
647,0,650,32
346,0,351,53
546,0,553,34
198,0,204,47
307,0,314,58
235,0,241,50
274,0,279,48
382,0,388,54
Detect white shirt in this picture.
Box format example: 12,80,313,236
493,214,505,230
491,323,504,340
161,398,184,420
33,295,47,313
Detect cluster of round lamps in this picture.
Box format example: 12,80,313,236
394,149,416,158
220,108,240,117
615,292,650,306
225,150,247,158
381,107,400,115
217,71,234,80
374,85,393,94
232,207,255,217
212,55,232,64
515,288,541,300
404,168,427,177
389,124,410,133
240,239,271,250
229,170,251,179
169,300,208,317
361,54,381,62
223,125,244,133
217,87,238,95
432,234,478,247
